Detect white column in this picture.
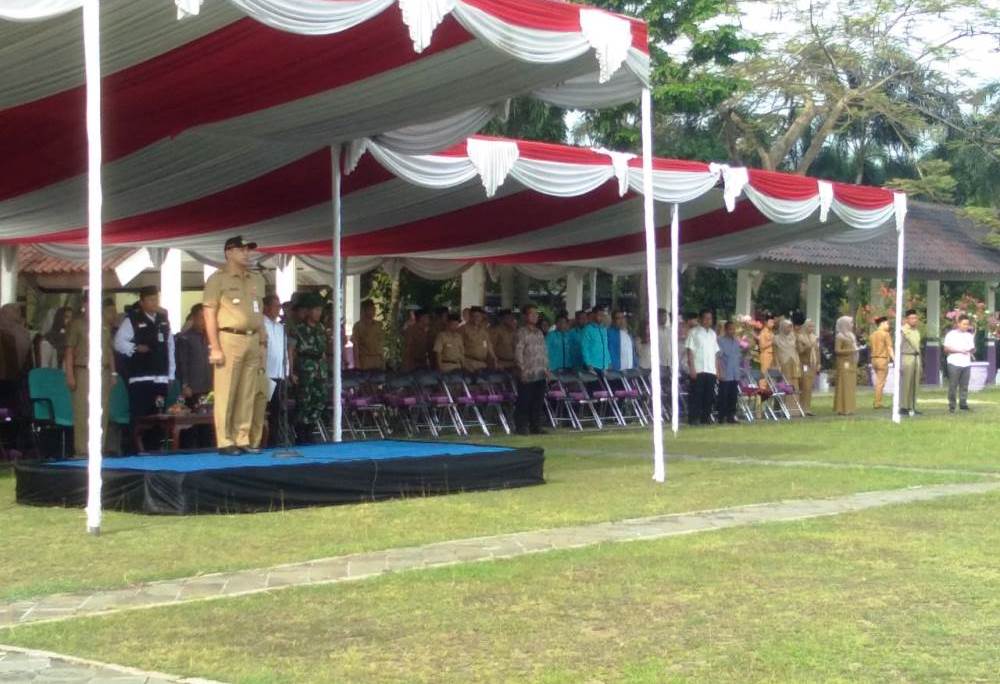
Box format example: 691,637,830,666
656,265,671,313
806,274,822,326
0,246,17,306
589,269,598,308
640,87,666,483
344,274,362,330
275,256,297,305
159,248,183,333
460,263,486,308
331,146,343,443
926,280,941,341
890,220,906,423
988,284,997,316
83,0,104,536
870,278,885,311
735,269,753,316
565,269,584,314
500,267,514,310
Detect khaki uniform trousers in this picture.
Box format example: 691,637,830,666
72,367,112,456
214,332,261,448
871,358,889,408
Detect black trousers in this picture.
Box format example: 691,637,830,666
689,372,717,425
267,378,290,447
716,380,738,421
128,380,168,452
515,378,546,432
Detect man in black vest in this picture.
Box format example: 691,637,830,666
113,285,175,451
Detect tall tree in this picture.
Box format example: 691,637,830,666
719,0,997,173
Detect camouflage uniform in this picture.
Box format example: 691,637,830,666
293,321,329,429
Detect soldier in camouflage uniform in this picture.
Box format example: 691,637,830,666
292,293,328,442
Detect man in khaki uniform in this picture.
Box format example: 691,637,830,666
65,298,117,456
869,316,894,409
899,309,922,416
434,314,465,372
204,236,267,454
402,309,432,371
491,310,518,370
462,306,495,372
352,299,385,370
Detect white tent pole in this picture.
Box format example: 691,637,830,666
640,88,665,483
331,145,343,442
670,203,680,435
891,205,906,424
83,0,104,536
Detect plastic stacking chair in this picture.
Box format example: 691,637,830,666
604,369,647,426
342,375,390,439
768,368,804,417
414,371,465,436
764,369,793,419
384,374,435,437
469,371,512,436
554,370,604,430
440,371,489,436
28,368,73,458
744,369,780,421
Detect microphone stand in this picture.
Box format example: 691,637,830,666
272,320,301,458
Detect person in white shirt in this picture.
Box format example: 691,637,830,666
685,308,721,426
261,294,290,446
943,314,976,412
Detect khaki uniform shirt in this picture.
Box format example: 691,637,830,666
869,329,893,360
462,324,493,370
402,325,432,371
491,326,516,369
901,325,921,356
203,266,265,333
66,319,113,369
433,331,465,372
352,319,385,370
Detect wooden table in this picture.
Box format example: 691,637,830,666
133,412,215,453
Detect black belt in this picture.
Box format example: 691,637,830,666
904,352,920,356
220,328,256,336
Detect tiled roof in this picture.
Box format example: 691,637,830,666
757,202,1000,278
17,246,133,275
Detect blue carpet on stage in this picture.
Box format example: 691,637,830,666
49,441,517,473
16,440,545,514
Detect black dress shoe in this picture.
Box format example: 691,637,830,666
242,446,264,454
913,410,924,416
960,405,972,411
218,446,241,455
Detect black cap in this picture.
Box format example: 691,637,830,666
224,235,258,251
138,285,158,299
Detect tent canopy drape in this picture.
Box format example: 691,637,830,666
2,135,905,275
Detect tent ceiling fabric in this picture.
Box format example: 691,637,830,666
0,0,649,233
1,133,906,278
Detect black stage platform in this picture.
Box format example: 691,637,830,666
15,440,544,515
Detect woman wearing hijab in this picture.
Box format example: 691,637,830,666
834,315,859,415
796,317,820,415
756,313,776,374
774,319,801,386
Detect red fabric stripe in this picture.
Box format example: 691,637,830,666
831,182,895,210
478,200,769,263
0,9,471,202
747,168,818,201
265,181,626,256
462,0,648,51
3,152,394,246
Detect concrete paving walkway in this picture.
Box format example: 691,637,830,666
0,645,222,683
2,480,997,631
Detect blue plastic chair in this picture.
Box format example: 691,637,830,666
28,368,73,458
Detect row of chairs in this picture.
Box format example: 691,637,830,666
332,368,658,440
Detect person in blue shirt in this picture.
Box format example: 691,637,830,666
546,312,572,371
581,307,611,372
607,309,638,370
716,320,743,424
564,309,588,369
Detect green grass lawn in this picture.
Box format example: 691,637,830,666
7,490,999,683
0,389,994,602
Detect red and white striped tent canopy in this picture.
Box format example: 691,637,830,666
0,0,647,236
1,134,907,274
